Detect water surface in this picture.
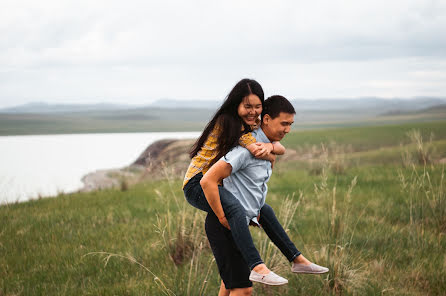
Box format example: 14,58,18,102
0,132,199,204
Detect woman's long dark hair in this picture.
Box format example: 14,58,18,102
189,78,264,167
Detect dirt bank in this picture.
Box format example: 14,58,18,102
81,138,195,192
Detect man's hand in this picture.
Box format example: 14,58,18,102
218,215,231,230
200,160,233,230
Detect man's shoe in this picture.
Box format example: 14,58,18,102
291,263,329,274
249,270,288,286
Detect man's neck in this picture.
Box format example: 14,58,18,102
259,125,273,142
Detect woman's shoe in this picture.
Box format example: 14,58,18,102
291,262,329,274
249,270,288,285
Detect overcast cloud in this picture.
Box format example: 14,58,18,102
1,0,445,107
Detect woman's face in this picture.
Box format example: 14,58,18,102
237,94,262,126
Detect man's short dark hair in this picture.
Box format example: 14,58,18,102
261,95,296,120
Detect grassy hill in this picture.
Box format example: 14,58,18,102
1,121,445,295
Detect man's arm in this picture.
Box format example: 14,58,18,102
200,160,233,229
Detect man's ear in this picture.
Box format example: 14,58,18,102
262,114,271,125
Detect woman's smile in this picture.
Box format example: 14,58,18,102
238,94,262,126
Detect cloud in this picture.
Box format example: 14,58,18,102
0,0,445,106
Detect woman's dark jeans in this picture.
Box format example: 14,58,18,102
259,204,301,262
184,173,301,269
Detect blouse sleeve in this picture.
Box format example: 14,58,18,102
239,132,257,148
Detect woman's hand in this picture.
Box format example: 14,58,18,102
247,142,273,158
218,215,231,230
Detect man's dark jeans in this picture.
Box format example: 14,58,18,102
184,173,301,269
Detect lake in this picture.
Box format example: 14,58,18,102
0,132,200,205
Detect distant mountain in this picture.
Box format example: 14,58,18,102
150,97,446,113
419,103,446,114
1,97,445,114
380,103,446,116
291,97,446,112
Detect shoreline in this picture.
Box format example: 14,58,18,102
80,138,196,192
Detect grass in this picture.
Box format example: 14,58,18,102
0,116,208,135
1,108,445,136
282,120,446,152
1,121,446,295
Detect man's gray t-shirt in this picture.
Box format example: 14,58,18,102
222,128,272,225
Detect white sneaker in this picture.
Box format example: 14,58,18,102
249,270,288,286
291,262,329,274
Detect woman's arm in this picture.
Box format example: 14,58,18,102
246,141,286,158
271,141,285,155
240,131,285,160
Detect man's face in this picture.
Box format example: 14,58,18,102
262,112,295,142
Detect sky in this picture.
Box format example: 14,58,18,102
1,0,446,108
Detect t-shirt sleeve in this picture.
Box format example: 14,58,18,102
222,147,251,173
239,132,257,148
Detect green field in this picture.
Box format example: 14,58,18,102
0,108,213,135
1,121,445,295
1,105,445,135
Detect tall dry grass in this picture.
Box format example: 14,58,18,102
399,130,446,235
303,142,354,176
84,252,175,295
149,167,214,295
314,170,368,295
257,193,303,272
87,166,215,296
258,162,370,295
401,129,436,167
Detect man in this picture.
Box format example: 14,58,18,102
201,95,328,295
